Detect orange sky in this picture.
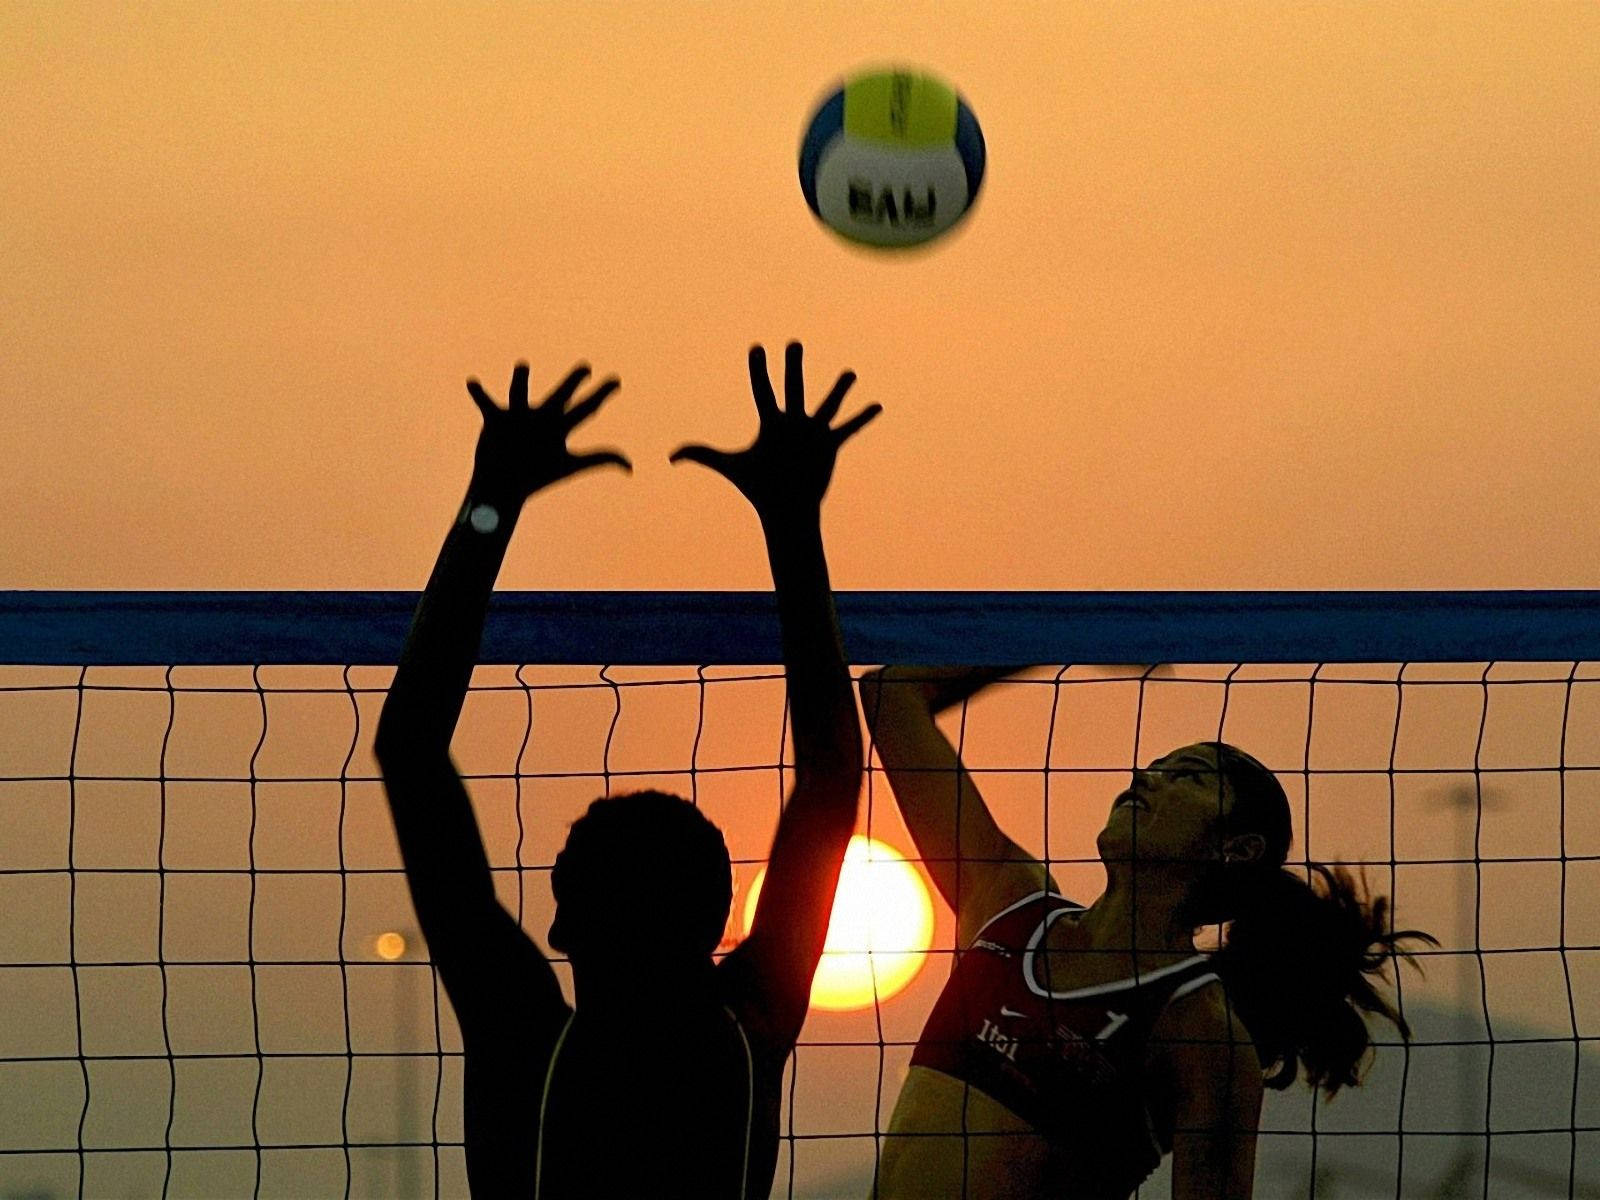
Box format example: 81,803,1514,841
3,1,1597,591
3,9,1600,1190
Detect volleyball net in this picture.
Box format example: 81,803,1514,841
2,591,1599,1199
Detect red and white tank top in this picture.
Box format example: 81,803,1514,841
909,890,1221,1193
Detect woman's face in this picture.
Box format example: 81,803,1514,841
1097,742,1235,869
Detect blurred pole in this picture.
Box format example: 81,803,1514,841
377,930,419,1199
1443,784,1482,1182
398,952,417,1198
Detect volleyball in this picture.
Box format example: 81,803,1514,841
798,67,986,249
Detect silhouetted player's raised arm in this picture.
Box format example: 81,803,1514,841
673,341,878,1043
374,345,878,1199
373,361,628,1194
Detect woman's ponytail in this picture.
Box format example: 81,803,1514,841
1195,744,1438,1098
1215,861,1436,1096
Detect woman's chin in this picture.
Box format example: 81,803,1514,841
1096,829,1181,867
1096,828,1132,861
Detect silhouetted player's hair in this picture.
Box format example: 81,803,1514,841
1180,743,1438,1096
549,790,733,959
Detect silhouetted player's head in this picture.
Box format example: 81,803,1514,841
548,790,733,971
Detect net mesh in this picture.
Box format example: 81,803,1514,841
2,592,1599,1199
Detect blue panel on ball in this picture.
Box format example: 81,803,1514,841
954,99,986,202
798,89,845,216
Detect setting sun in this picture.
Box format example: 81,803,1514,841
743,835,935,1011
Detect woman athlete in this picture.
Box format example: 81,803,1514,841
375,342,879,1198
860,666,1435,1200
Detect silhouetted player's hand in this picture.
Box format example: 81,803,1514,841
670,342,880,521
465,361,630,506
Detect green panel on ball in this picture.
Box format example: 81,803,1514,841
842,71,958,146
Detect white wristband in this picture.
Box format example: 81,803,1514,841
457,501,501,535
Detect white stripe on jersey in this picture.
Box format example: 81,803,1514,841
1023,904,1212,1001
970,888,1079,943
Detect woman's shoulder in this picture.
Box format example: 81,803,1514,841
960,863,1074,947
1146,973,1258,1078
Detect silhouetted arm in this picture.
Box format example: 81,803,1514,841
374,361,628,1042
858,666,1060,948
738,512,862,1038
673,342,876,1042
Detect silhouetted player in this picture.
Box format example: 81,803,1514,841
375,343,881,1198
861,667,1436,1200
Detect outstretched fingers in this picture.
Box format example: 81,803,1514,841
509,362,532,410
570,449,632,477
467,379,498,421
784,340,805,416
669,443,739,482
814,370,858,424
747,345,779,422
563,377,621,427
665,444,745,489
540,363,592,412
833,402,884,444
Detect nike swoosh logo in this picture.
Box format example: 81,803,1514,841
1000,1006,1028,1019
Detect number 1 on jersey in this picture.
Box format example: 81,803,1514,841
1094,1010,1129,1041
